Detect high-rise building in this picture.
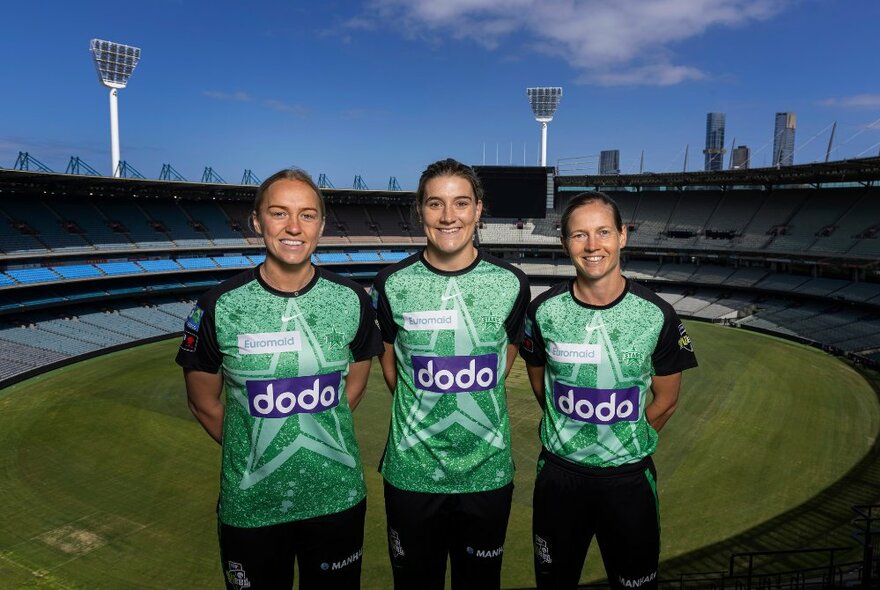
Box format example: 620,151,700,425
773,112,796,167
599,150,620,175
703,112,726,171
731,145,751,169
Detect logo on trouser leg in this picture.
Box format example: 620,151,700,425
466,545,504,558
389,528,405,558
534,535,552,564
321,547,363,572
225,562,251,589
618,571,657,588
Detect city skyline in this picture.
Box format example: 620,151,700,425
773,112,797,167
704,113,727,172
1,1,879,188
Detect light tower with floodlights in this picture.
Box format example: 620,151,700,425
527,87,562,167
90,39,141,177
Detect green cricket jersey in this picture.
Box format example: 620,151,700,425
520,279,697,468
372,251,529,493
176,266,382,528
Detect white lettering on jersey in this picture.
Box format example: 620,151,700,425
548,342,601,364
237,331,302,355
402,310,458,331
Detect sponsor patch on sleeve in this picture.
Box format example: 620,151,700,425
180,331,198,353
185,305,204,332
524,317,533,337
370,288,379,310
677,323,693,352
523,335,534,353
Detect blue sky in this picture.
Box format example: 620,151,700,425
1,0,878,188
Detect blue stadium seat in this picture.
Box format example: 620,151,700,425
379,251,410,262
97,261,144,276
213,256,252,268
349,252,382,262
177,257,218,270
6,268,61,284
138,259,182,272
315,252,350,264
54,265,102,280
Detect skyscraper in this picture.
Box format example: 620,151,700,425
703,113,726,171
732,145,751,169
599,150,620,175
773,112,796,167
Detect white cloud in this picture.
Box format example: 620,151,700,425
202,90,253,102
263,99,308,116
818,94,880,109
365,0,790,86
584,64,707,87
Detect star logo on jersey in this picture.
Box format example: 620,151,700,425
546,312,647,465
224,297,355,492
621,348,640,367
324,327,346,351
395,277,508,462
478,314,503,331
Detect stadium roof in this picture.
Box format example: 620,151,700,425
556,156,880,189
0,168,415,203
2,155,880,202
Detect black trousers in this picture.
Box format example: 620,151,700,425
218,499,366,590
533,450,660,590
383,480,514,590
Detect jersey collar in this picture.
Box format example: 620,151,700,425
568,276,630,310
254,264,321,298
419,248,483,277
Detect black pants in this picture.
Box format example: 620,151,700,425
218,499,366,590
384,480,514,590
533,451,660,590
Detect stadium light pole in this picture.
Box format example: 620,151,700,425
90,39,141,178
527,87,562,167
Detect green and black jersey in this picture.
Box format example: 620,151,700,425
176,266,383,528
520,279,697,468
372,251,529,493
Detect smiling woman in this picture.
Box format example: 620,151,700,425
175,168,383,589
371,158,531,590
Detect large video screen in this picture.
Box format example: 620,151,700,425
473,166,549,219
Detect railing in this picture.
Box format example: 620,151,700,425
852,504,880,588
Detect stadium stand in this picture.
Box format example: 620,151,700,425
1,163,879,377
49,198,134,250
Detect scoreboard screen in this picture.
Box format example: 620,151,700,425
472,166,550,219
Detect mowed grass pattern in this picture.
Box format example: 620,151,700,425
0,322,877,588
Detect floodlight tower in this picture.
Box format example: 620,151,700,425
527,87,562,167
90,39,141,177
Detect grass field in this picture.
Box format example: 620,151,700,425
0,321,877,588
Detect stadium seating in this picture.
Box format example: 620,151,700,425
96,261,143,276
2,172,880,386
0,199,92,251
54,264,103,280
6,267,61,284
177,257,218,270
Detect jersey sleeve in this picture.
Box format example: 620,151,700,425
519,299,547,366
175,298,222,373
651,310,698,376
371,280,397,344
503,269,530,344
351,286,384,361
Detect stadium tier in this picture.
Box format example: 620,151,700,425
1,162,879,385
